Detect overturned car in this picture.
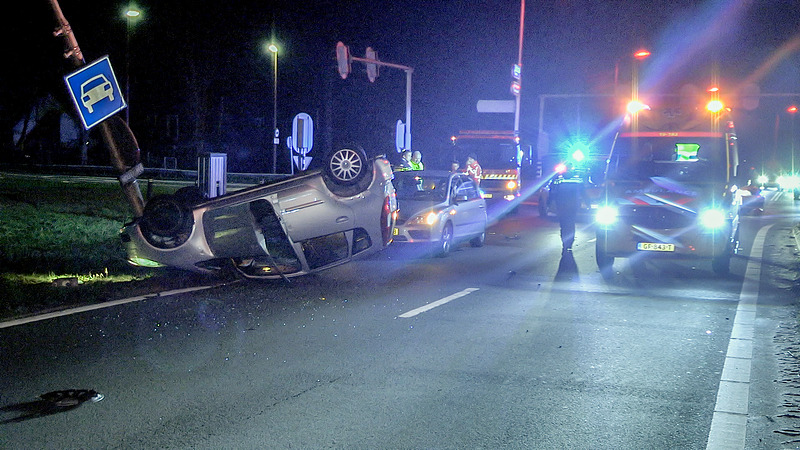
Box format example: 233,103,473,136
120,146,397,279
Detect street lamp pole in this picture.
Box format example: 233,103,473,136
268,43,278,174
124,7,141,123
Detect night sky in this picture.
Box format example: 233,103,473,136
5,0,800,172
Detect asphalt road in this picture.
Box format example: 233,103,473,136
1,193,799,449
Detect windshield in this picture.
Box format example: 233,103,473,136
606,136,727,182
393,173,450,202
451,141,519,170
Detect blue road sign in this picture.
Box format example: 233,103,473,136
64,56,126,130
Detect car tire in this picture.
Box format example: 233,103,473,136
173,186,205,207
139,195,194,249
595,240,614,278
322,145,372,197
436,222,454,257
470,231,485,247
712,253,731,275
538,195,547,217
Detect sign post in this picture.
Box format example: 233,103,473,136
291,113,314,172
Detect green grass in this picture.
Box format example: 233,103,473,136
0,173,201,320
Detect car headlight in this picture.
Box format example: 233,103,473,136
699,209,726,229
595,205,619,227
506,180,517,190
409,211,440,225
757,175,768,185
783,174,800,190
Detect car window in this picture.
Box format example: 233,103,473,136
453,176,479,201
460,178,480,200
449,176,463,203
394,174,448,202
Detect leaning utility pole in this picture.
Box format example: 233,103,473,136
47,0,145,217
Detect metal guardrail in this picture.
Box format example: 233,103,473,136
0,163,290,186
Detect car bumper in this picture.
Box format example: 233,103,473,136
596,224,733,259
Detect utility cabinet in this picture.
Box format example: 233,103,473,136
198,152,227,198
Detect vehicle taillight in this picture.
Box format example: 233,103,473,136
381,195,394,246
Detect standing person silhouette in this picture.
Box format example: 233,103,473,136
465,153,482,186
410,151,424,170
551,163,587,254
395,150,413,171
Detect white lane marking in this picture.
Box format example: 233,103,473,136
399,288,480,318
706,224,773,450
0,284,221,329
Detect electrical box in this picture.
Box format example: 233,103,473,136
198,152,227,198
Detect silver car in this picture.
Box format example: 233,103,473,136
391,170,487,256
121,146,398,279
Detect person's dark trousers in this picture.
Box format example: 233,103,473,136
559,210,577,251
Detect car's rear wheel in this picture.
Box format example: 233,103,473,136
436,222,454,257
323,144,372,197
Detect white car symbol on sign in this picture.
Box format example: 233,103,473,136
80,74,115,113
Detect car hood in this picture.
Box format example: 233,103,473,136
398,199,447,221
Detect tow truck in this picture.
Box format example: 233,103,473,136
449,130,529,214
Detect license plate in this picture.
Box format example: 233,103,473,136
637,242,675,252
482,193,493,199
393,228,399,236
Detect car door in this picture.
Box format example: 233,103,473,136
451,175,486,238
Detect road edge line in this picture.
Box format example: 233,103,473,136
706,224,773,450
0,284,223,329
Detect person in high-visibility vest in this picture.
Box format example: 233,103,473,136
466,153,481,185
411,151,424,170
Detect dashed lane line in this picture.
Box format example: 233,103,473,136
398,288,480,318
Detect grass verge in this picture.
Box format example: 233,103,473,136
0,172,213,321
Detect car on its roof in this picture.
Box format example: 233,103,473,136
120,145,397,279
391,170,487,256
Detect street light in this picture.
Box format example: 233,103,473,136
613,49,651,97
631,48,650,102
123,5,142,123
266,42,279,173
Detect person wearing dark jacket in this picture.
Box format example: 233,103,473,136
551,164,588,253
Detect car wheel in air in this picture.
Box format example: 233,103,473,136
323,144,372,197
139,195,194,249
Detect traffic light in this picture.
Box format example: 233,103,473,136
336,42,351,79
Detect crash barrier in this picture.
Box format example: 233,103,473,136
0,163,287,186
